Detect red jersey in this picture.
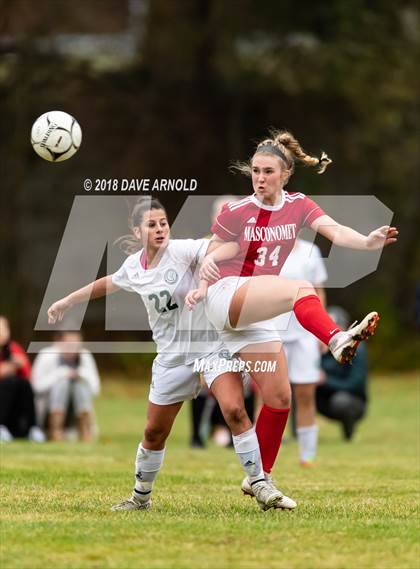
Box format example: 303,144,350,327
211,192,325,279
0,341,31,381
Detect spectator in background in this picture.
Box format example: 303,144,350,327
0,315,45,442
32,331,101,441
317,306,369,440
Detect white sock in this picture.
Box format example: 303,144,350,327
133,443,165,502
296,425,318,462
232,427,265,483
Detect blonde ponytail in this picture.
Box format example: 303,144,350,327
231,129,332,178
269,130,332,174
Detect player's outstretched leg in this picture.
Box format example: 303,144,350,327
230,278,379,365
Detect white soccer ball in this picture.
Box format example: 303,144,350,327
31,111,82,162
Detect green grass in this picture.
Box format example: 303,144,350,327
1,373,419,569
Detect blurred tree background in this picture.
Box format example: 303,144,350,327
1,0,419,370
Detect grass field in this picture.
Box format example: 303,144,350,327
1,373,419,569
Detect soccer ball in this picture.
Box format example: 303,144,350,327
31,111,82,162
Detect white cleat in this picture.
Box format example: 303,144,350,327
251,479,283,511
110,496,152,512
328,312,380,364
265,474,297,509
241,476,297,510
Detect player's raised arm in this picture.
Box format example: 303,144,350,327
311,215,398,250
47,275,121,324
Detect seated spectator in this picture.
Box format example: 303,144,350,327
32,331,101,441
316,307,368,440
0,315,45,442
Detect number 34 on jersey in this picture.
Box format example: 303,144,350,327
254,245,281,267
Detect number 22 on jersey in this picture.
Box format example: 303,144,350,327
148,290,179,314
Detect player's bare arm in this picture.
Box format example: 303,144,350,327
200,237,240,281
184,279,209,310
47,275,121,324
185,239,239,310
311,214,398,250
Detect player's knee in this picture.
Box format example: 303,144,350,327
294,279,315,300
267,387,291,409
144,424,168,446
224,404,248,430
279,393,292,408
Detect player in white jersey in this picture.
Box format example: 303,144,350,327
186,129,397,501
47,198,296,512
274,239,327,466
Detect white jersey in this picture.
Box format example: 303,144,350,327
112,239,225,367
274,239,328,341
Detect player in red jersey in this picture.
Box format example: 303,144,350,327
186,130,397,501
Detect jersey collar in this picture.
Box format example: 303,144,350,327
137,244,170,273
250,191,286,211
139,249,148,269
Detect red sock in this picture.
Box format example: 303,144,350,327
293,294,341,345
255,405,290,474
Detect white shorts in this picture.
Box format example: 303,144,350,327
206,276,282,355
282,334,321,384
149,350,243,406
